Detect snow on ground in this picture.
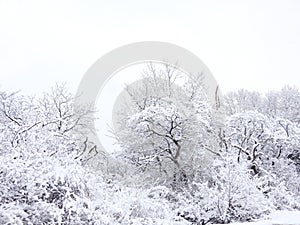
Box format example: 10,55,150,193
213,211,300,225
268,210,300,225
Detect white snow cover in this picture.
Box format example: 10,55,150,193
213,210,300,225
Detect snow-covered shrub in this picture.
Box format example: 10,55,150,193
0,148,97,224
164,156,270,224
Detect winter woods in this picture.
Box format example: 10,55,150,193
0,65,299,224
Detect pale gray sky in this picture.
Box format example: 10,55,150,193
0,0,300,95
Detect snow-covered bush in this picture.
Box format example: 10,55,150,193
0,147,98,224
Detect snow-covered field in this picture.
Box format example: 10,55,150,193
213,211,300,225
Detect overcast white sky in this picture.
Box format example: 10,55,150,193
0,0,300,95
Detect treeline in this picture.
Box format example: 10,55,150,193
0,73,299,224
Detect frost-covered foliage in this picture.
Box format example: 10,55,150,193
0,76,299,224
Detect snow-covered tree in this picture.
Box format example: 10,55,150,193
224,89,263,115
0,84,97,163
114,63,216,183
224,85,300,127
